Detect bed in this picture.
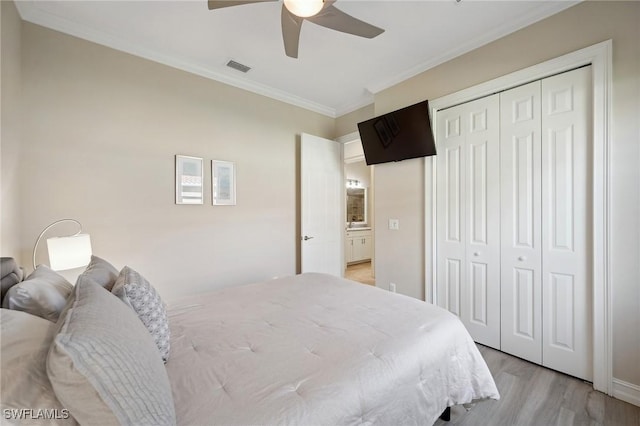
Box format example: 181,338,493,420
1,256,499,425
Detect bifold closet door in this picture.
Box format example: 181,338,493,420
540,66,592,381
500,67,593,380
500,80,543,363
437,94,501,349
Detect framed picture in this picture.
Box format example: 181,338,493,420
175,155,204,205
212,160,236,206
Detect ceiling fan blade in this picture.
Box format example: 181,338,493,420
207,0,276,11
281,6,304,58
307,5,384,39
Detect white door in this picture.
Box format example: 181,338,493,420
541,66,592,381
500,68,593,381
437,94,501,349
436,104,467,317
301,133,343,276
436,67,593,381
500,80,543,363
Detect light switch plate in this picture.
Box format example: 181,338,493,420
389,219,400,230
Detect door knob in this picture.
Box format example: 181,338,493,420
303,236,314,241
518,256,526,261
473,252,480,257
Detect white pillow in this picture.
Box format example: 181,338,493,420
112,266,171,362
47,278,176,425
2,266,72,322
0,308,76,425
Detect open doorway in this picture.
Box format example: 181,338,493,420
343,138,375,286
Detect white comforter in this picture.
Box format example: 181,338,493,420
165,273,499,425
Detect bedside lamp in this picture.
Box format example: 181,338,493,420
32,219,93,271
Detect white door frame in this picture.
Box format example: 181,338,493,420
425,40,612,394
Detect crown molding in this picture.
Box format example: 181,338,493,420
14,1,339,118
366,1,580,95
334,95,374,118
14,1,580,120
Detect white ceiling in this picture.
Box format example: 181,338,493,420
15,0,578,117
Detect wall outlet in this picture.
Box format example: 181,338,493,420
389,219,400,230
389,282,396,293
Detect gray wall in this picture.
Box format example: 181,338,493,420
1,1,23,259
7,21,334,302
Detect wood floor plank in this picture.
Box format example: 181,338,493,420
556,406,575,425
585,388,606,424
604,392,640,426
433,345,640,426
344,261,375,285
515,367,562,424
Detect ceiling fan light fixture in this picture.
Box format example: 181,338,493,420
283,0,324,17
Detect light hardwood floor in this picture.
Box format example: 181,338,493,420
434,345,640,426
345,261,375,286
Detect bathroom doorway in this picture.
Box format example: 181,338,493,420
343,137,375,286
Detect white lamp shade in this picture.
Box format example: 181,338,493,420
46,234,92,271
283,0,324,17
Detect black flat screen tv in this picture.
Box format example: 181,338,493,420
357,100,436,165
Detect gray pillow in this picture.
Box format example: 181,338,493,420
112,266,170,362
75,255,118,291
47,278,176,426
2,265,73,322
1,309,77,425
1,257,24,302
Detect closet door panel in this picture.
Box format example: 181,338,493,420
464,95,501,349
436,95,500,349
437,108,466,314
500,81,543,363
541,66,592,381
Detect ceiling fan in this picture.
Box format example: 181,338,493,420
207,0,385,58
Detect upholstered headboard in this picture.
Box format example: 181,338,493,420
1,257,24,302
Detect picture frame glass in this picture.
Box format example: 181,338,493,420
212,160,236,205
175,155,204,205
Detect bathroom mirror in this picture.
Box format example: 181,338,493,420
346,187,367,225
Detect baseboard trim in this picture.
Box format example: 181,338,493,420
612,378,640,407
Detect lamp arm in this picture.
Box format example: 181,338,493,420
32,219,83,270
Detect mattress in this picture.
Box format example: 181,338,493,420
165,273,499,425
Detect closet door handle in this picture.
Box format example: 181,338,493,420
473,252,480,257
518,256,526,261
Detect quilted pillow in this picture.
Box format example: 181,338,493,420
47,278,176,425
75,255,118,291
112,266,170,362
2,265,73,322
